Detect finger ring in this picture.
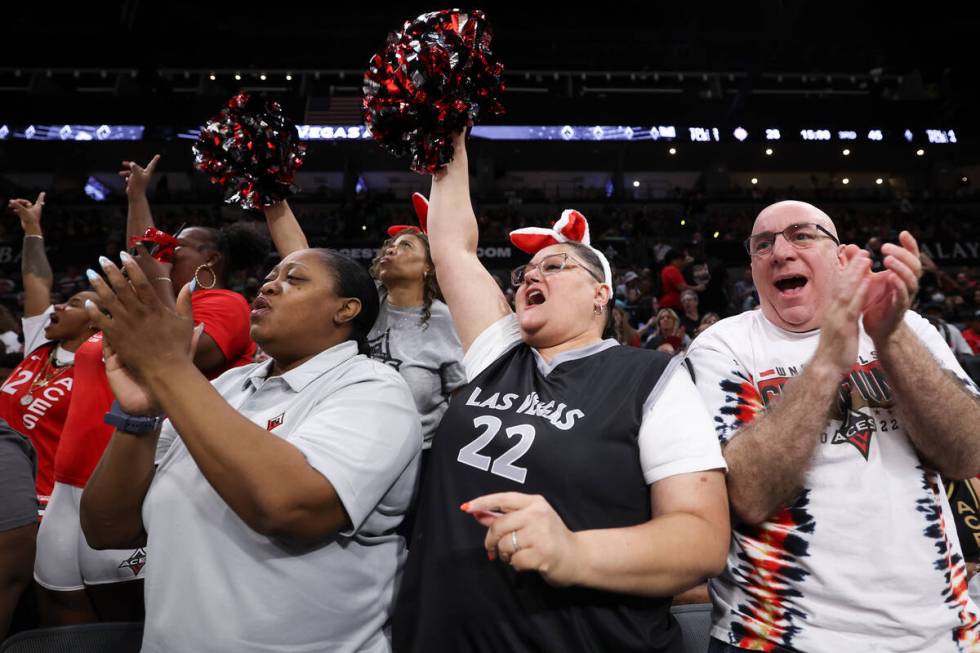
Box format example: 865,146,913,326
511,530,520,552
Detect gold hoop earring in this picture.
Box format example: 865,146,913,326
194,264,217,290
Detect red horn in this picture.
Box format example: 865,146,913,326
411,192,429,233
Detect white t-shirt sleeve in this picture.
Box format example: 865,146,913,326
21,306,53,354
684,326,763,447
638,359,727,484
288,371,422,536
462,312,522,382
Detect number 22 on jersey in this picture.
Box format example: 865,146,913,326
457,415,536,484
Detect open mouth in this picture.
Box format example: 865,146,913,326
526,289,546,306
774,276,808,293
48,314,61,325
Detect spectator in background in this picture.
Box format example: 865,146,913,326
679,289,702,337
920,303,975,357
956,270,977,296
695,312,720,337
659,249,703,311
865,236,886,272
612,303,641,347
120,154,269,373
694,259,729,316
614,271,633,301
631,271,658,327
622,270,642,305
963,310,980,355
0,279,17,307
0,305,21,354
732,268,757,312
652,240,671,265
643,308,690,354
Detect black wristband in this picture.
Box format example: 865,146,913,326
103,400,165,434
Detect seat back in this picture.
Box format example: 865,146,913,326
671,603,713,653
0,622,143,653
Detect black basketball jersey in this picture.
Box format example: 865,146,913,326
392,339,684,653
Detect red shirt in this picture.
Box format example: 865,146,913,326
54,289,257,488
193,289,257,373
659,264,686,310
54,333,112,487
964,328,980,355
0,342,76,498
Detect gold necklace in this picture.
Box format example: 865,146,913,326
19,346,73,407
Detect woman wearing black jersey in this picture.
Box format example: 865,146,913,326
392,133,730,653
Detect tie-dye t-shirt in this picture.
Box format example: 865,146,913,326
687,309,980,653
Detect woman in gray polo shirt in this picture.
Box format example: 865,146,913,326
79,248,422,653
263,199,465,540
265,197,465,453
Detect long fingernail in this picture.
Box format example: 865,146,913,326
84,299,95,309
459,502,471,512
487,550,496,561
85,269,99,283
119,251,133,264
98,256,112,268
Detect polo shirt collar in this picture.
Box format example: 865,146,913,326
242,340,360,393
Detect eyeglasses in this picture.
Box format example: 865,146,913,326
744,223,840,257
510,252,604,287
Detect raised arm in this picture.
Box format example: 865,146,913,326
428,132,511,351
9,193,52,317
262,200,309,257
119,154,160,240
865,232,980,479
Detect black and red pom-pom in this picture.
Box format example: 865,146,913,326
193,93,306,210
363,9,506,174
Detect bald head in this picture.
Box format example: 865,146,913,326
749,200,847,332
752,201,838,240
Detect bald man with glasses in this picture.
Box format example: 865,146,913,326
686,200,980,652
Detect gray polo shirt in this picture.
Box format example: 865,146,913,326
143,341,421,653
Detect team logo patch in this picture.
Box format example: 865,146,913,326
367,329,403,371
831,408,876,460
118,548,147,576
267,412,285,430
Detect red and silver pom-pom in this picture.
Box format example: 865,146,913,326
193,93,306,210
363,9,506,174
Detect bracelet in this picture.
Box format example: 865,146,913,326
23,234,43,240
